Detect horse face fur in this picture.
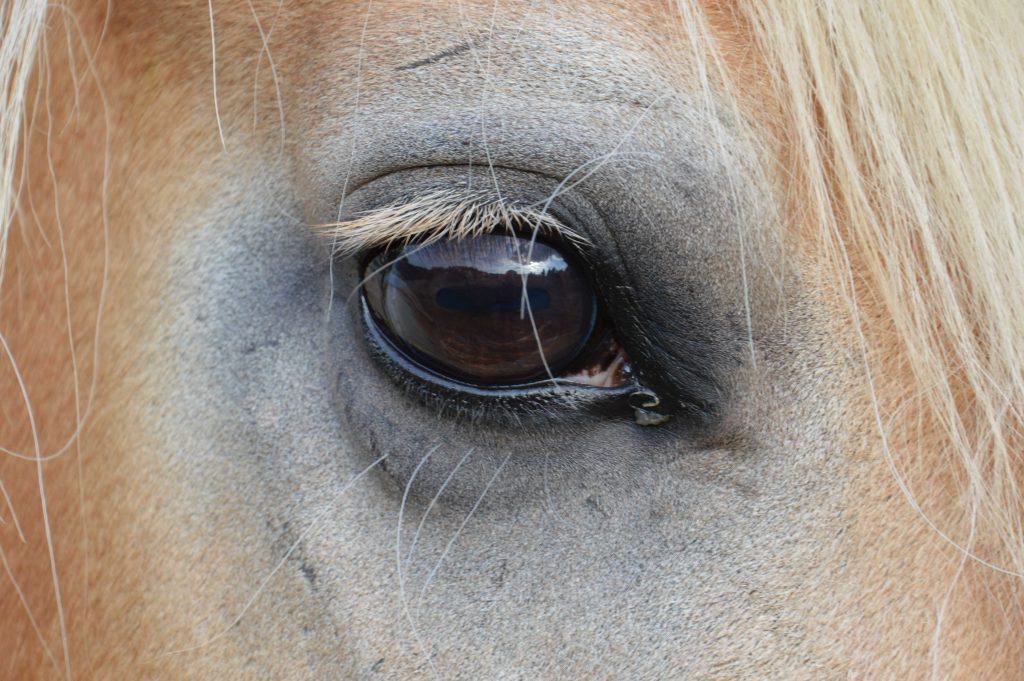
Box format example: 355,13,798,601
2,1,1017,677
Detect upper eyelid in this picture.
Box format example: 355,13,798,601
312,189,589,258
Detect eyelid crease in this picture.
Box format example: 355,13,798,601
314,189,589,258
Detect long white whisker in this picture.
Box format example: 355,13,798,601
245,0,286,150
326,0,375,323
207,0,227,151
396,444,440,680
521,275,559,386
0,474,25,542
44,26,92,663
0,6,110,470
507,106,663,392
415,452,511,609
0,330,71,681
404,448,475,570
0,542,60,673
343,238,440,310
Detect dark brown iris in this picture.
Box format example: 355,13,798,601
363,233,598,385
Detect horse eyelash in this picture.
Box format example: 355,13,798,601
312,188,589,259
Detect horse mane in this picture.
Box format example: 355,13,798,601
2,0,1023,634
0,1,48,288
701,1,1024,580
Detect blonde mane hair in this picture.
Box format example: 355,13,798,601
2,0,1022,634
0,1,47,287
703,1,1024,580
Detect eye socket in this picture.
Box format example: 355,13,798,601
362,232,630,388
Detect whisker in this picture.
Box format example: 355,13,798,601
0,330,71,680
404,448,475,570
44,24,93,661
0,0,116,476
342,237,441,311
326,0,375,322
245,0,286,150
505,234,559,389
396,445,440,679
206,0,227,151
415,451,512,609
0,474,25,542
1,543,60,673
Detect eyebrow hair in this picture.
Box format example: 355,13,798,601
314,189,587,257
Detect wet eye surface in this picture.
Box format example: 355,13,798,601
362,233,630,388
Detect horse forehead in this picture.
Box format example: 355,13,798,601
215,0,720,96
279,0,677,44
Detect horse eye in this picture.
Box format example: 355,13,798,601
362,233,627,387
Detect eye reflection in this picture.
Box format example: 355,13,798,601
362,233,630,387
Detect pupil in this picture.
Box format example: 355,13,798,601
363,233,597,385
435,285,550,314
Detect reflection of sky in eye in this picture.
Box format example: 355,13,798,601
473,253,567,276
403,234,570,277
